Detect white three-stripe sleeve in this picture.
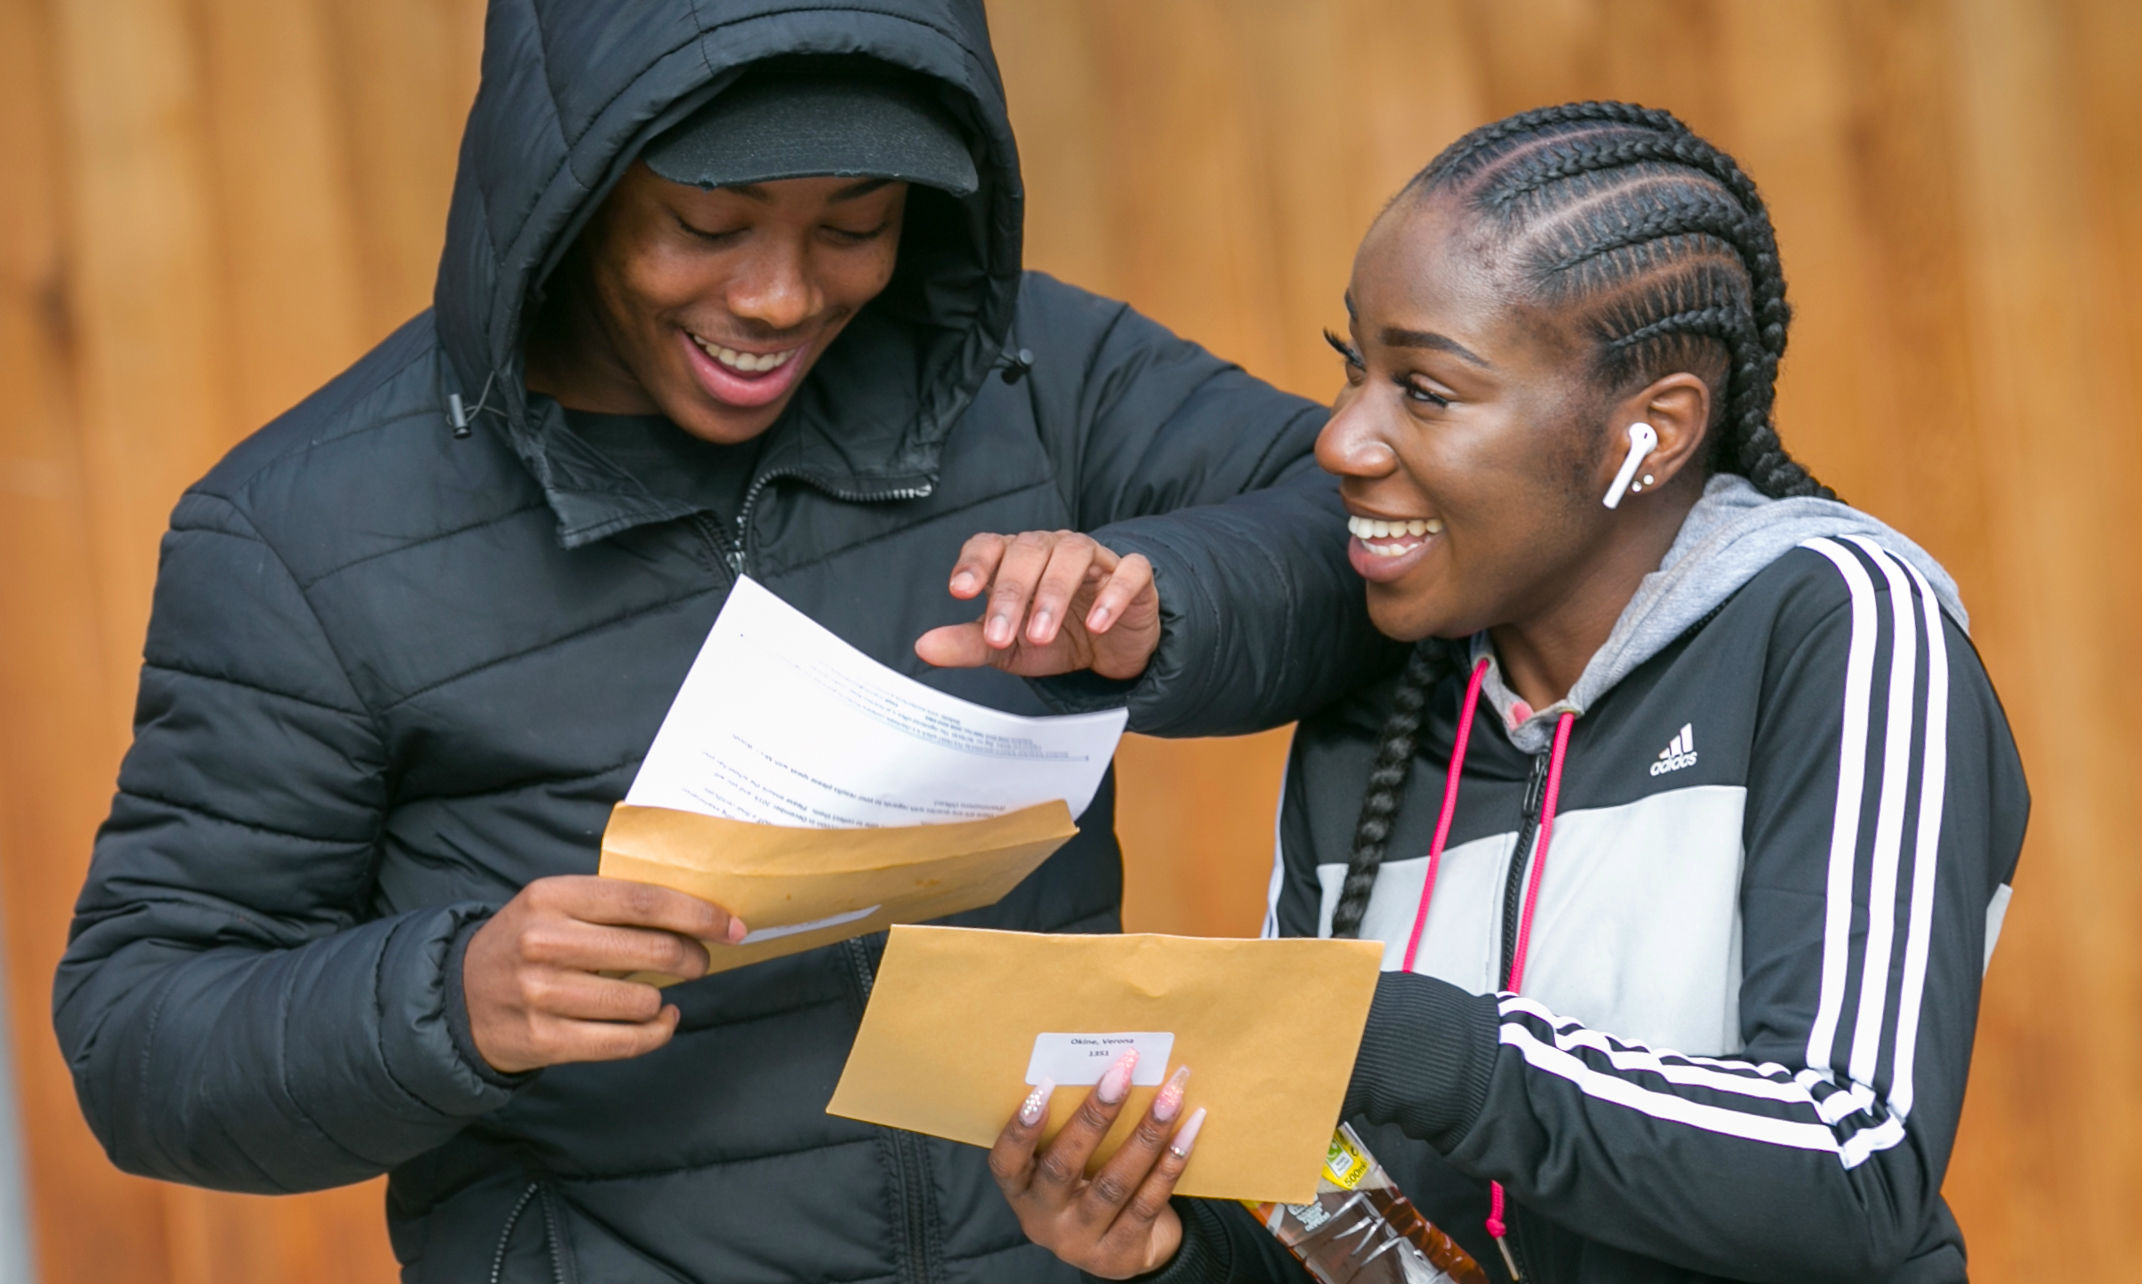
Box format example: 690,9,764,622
1888,555,1951,1120
1802,539,1878,1074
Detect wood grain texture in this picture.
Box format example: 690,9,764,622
0,2,2133,1280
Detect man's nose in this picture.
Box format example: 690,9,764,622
1315,394,1399,479
726,238,821,333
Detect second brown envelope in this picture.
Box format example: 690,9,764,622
827,924,1384,1204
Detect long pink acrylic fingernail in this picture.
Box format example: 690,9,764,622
1096,1049,1139,1104
1153,1066,1191,1123
1167,1107,1207,1159
1019,1078,1055,1126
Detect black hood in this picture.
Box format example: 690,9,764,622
433,0,1023,542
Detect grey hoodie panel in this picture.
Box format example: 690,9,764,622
1480,474,1970,753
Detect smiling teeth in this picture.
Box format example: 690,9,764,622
691,333,798,374
1347,515,1445,540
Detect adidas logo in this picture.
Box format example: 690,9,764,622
1650,723,1698,776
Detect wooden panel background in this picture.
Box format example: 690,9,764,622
0,2,2134,1280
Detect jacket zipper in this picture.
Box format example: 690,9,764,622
489,1182,537,1284
488,1179,571,1284
1493,751,1551,1284
842,937,940,1284
535,1182,575,1284
723,468,936,577
688,514,740,578
1498,752,1551,982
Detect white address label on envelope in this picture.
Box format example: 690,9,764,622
1025,1032,1175,1086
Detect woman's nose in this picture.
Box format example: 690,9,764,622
726,238,821,333
1316,395,1399,480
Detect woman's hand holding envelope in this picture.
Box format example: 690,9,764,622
989,1049,1208,1280
914,530,1160,680
463,875,746,1073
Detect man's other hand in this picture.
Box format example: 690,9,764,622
914,531,1160,680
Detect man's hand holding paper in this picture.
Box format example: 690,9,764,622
463,876,748,1073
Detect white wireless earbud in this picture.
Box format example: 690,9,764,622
1602,422,1660,509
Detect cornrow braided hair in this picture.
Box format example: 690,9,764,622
1329,643,1452,939
1331,104,1829,941
1410,100,1832,501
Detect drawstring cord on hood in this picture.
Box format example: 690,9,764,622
448,368,502,439
993,345,1034,383
1391,655,1577,1282
1398,657,1489,975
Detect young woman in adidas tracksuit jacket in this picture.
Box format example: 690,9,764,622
985,103,2028,1284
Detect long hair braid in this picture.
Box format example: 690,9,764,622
1329,644,1452,939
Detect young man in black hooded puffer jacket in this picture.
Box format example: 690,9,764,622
51,4,1394,1281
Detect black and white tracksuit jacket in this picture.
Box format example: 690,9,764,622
1147,486,2029,1284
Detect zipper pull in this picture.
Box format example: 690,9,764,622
728,505,751,577
1522,752,1550,816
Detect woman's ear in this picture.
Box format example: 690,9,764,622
1612,372,1712,495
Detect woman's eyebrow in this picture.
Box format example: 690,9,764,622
1378,327,1491,369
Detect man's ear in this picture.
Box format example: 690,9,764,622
1615,373,1712,491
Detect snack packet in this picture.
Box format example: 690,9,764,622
1242,1123,1487,1284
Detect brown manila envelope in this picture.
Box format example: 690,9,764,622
597,576,1126,979
827,925,1385,1204
597,801,1077,978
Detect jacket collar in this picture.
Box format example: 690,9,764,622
517,376,942,551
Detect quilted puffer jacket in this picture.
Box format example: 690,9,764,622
52,2,1395,1281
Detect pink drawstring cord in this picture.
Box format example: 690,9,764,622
1398,657,1491,973
1485,1178,1511,1248
1381,654,1577,1282
1487,709,1575,1279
